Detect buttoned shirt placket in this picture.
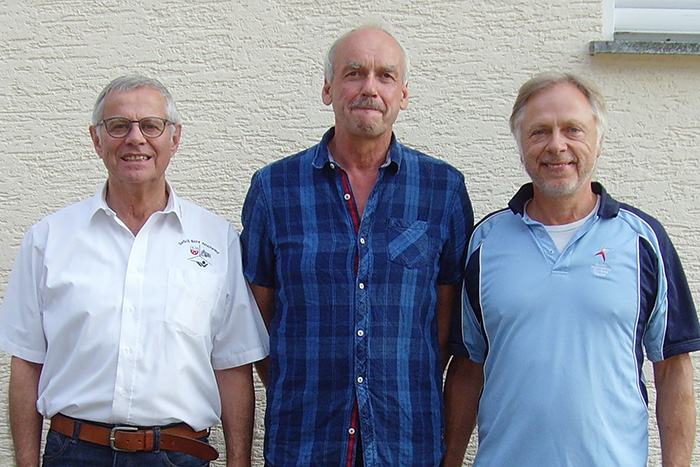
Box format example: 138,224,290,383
331,160,388,467
110,212,162,422
523,214,598,274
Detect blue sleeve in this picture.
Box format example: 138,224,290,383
438,173,473,285
634,210,700,361
449,246,487,361
240,169,276,288
653,231,700,359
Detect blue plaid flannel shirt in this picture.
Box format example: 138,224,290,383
241,128,473,466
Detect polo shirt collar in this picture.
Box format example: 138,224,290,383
508,182,620,219
311,127,403,172
89,181,185,228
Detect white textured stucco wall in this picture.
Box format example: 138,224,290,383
1,1,699,465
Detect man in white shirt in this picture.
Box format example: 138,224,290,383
0,75,269,467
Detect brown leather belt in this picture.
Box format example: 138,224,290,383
50,414,218,461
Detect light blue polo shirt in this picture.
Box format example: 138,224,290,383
451,182,700,466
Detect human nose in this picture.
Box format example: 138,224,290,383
123,121,147,143
546,129,567,153
360,74,378,96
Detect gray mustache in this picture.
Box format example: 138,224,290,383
349,98,386,112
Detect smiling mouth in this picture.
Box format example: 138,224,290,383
543,160,575,168
122,155,151,161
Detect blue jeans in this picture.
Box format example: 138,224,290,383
43,429,210,467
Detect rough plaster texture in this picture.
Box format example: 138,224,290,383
0,0,699,465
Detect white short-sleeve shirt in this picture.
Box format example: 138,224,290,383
0,183,269,431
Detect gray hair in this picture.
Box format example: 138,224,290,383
510,72,608,153
324,24,410,85
92,74,182,126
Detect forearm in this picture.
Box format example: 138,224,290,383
437,283,461,371
9,357,43,467
216,365,255,467
443,355,483,467
654,353,696,467
254,357,270,388
248,282,274,388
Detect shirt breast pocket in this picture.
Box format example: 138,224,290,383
387,219,436,269
165,268,224,337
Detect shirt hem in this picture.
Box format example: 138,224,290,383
212,346,269,370
0,341,45,364
660,338,700,361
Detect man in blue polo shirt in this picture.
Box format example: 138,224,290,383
241,24,472,466
444,72,700,466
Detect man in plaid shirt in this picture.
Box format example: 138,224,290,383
241,24,473,467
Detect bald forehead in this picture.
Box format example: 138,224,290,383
338,28,401,54
340,27,398,46
333,28,405,75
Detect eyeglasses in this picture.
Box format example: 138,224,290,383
99,117,173,139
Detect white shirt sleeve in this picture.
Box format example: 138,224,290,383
0,222,48,363
210,226,269,370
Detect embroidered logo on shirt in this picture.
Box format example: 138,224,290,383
178,239,220,268
594,247,608,262
591,246,612,277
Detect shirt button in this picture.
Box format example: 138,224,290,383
120,389,126,396
348,428,356,435
357,376,364,383
549,249,555,254
359,237,366,245
357,329,364,337
358,283,365,290
330,163,336,169
344,193,351,201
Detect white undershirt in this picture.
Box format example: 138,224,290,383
544,196,600,252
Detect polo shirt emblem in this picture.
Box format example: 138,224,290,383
592,246,612,277
594,246,609,262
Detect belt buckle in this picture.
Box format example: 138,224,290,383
109,426,139,452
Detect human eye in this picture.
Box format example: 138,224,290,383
105,118,130,135
139,118,166,137
566,126,586,137
378,67,398,81
141,118,162,131
343,63,361,78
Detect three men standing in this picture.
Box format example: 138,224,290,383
1,28,698,467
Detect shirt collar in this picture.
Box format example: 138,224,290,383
311,127,403,172
89,181,185,228
508,181,620,219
